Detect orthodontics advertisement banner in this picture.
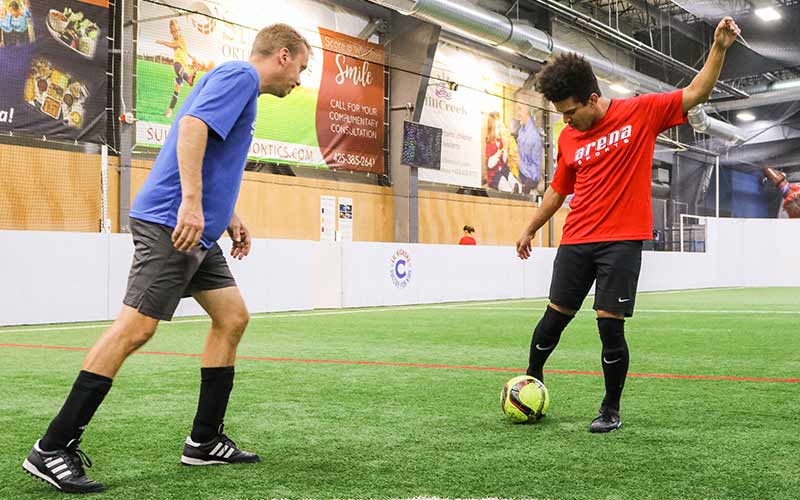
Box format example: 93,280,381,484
0,0,108,142
135,0,385,174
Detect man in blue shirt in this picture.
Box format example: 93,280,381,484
23,23,311,494
516,103,543,194
513,103,543,195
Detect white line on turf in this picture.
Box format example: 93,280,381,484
0,286,775,335
0,305,460,334
437,306,800,315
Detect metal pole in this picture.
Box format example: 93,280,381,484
715,155,720,218
679,215,684,253
118,0,136,233
543,109,554,247
101,145,110,233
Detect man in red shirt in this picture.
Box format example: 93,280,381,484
516,17,741,433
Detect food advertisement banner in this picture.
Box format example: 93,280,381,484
0,0,108,142
135,0,385,174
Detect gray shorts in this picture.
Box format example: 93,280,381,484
123,218,237,321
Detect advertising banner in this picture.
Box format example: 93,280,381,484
419,42,546,194
135,0,384,174
0,0,108,142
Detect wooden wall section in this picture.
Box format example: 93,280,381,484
1,146,566,245
130,160,395,241
0,144,105,232
418,191,569,247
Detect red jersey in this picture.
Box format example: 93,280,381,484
459,236,476,245
551,90,687,245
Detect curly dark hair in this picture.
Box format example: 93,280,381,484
535,53,601,105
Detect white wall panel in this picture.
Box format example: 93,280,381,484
313,242,343,310
0,231,109,326
341,242,421,308
521,247,557,299
2,218,799,326
263,239,315,312
415,244,524,303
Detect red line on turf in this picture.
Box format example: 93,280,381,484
2,343,799,383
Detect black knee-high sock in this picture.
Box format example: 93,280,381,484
40,370,113,451
191,366,234,443
169,91,179,110
598,318,629,412
527,306,574,382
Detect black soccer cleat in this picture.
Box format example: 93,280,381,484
589,407,623,433
181,428,260,466
22,439,105,494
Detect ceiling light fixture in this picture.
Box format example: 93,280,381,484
754,7,781,22
737,111,756,122
609,83,632,94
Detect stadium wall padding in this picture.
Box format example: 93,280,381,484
1,218,799,326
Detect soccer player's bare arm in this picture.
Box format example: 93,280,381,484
173,115,208,251
516,186,568,260
682,17,739,113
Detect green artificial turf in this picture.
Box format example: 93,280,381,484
1,287,798,500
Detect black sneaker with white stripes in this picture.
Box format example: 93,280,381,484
181,429,260,466
22,439,105,494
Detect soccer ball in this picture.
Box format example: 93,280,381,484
500,375,550,423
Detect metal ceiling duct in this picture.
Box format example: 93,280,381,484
369,0,746,144
370,0,552,59
687,106,745,144
708,79,800,113
550,40,674,94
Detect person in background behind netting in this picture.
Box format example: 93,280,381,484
459,225,477,245
515,17,740,433
0,4,10,47
22,24,311,494
9,0,30,44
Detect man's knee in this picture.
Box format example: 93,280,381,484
549,302,577,317
597,309,625,320
111,320,158,352
213,308,250,339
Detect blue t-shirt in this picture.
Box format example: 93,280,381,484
0,15,12,32
130,61,260,248
9,13,27,32
517,117,543,183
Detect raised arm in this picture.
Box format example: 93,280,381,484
682,17,739,113
156,39,180,49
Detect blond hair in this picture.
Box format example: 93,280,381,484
251,23,311,57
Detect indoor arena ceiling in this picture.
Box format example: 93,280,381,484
475,0,800,171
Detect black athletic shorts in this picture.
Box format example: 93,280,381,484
549,240,643,317
122,218,237,321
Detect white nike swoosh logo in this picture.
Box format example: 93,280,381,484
603,357,623,364
535,343,555,351
618,298,631,303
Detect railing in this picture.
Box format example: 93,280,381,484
679,214,710,253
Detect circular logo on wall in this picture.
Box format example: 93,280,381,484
389,249,412,289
